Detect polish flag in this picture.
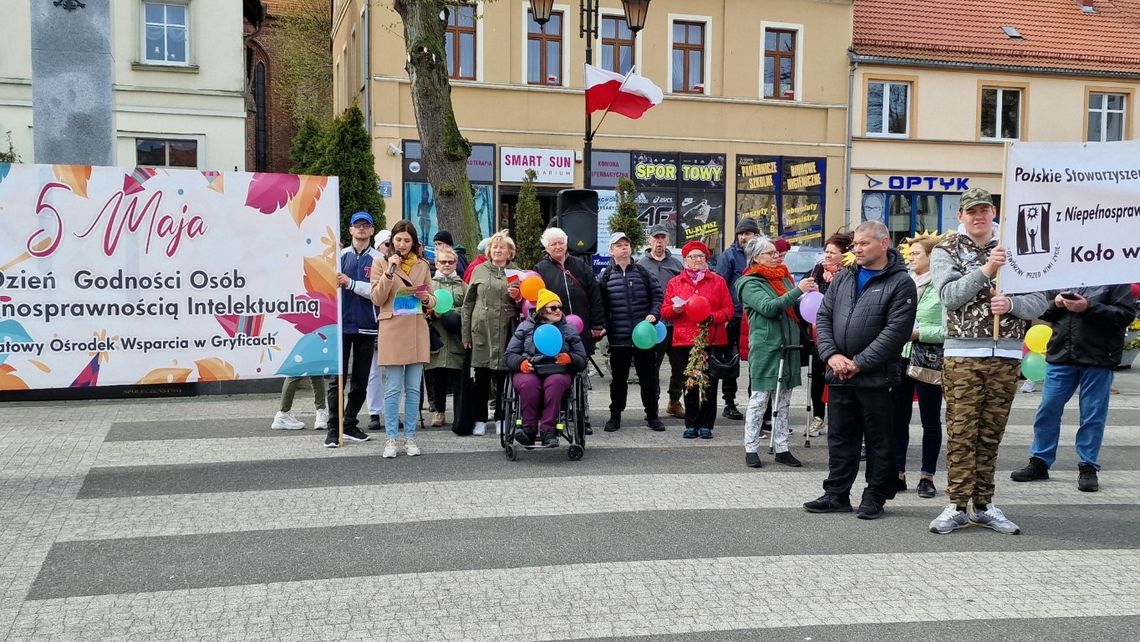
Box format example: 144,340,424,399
584,64,663,119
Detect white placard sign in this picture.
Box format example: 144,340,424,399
1000,140,1140,294
0,163,340,390
499,147,574,184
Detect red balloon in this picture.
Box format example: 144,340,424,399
1131,282,1140,299
685,294,711,322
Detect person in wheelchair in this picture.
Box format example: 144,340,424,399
504,289,587,448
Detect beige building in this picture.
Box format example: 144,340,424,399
335,0,854,252
0,1,259,170
850,0,1140,245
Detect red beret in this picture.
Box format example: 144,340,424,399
773,238,791,253
681,240,711,259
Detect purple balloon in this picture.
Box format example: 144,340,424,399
799,291,824,324
565,313,584,334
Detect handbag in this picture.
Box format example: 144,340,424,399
428,320,444,353
707,346,740,379
906,341,944,385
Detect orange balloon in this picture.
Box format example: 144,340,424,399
520,275,546,302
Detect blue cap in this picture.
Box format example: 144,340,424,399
350,212,374,226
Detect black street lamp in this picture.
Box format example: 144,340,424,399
529,0,652,188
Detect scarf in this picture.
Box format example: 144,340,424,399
912,270,932,299
744,263,796,320
399,252,418,276
683,267,707,284
821,260,842,283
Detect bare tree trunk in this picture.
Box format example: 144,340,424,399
393,0,480,250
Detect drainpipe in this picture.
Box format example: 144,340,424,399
844,52,858,231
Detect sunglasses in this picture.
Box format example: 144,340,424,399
544,305,563,312
437,260,456,265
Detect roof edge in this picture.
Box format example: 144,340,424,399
848,52,1140,80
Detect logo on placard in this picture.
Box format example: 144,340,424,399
1016,202,1051,256
1006,201,1059,281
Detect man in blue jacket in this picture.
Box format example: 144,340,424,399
325,211,382,448
715,217,760,420
600,232,665,432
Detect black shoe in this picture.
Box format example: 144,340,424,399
745,452,762,468
1010,456,1049,482
722,405,744,420
803,494,852,513
647,417,666,432
514,427,535,447
916,478,937,498
1078,463,1099,492
367,415,382,431
856,498,884,520
895,476,908,492
541,431,559,448
323,430,339,448
774,451,802,467
342,426,370,443
584,421,593,435
604,416,621,432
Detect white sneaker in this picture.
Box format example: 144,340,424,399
808,416,825,437
1019,380,1037,393
382,439,398,458
271,411,305,430
928,504,968,534
314,408,329,430
404,439,421,456
969,504,1021,535
472,421,486,436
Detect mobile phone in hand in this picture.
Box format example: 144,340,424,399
1060,292,1080,301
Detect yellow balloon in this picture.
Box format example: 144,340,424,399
1025,324,1053,354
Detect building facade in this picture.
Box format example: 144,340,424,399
334,0,854,251
850,0,1140,244
0,0,259,170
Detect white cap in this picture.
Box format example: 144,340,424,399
609,231,630,246
375,229,392,248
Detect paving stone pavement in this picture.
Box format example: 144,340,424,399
2,365,1140,641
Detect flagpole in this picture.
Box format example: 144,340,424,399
590,65,637,140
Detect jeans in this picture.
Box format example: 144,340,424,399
608,346,659,419
513,372,572,432
1030,363,1114,470
383,363,424,440
890,358,944,476
822,386,896,504
326,333,375,430
654,325,686,402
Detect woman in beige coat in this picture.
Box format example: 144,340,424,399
372,220,435,458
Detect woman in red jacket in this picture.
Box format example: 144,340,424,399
661,240,733,439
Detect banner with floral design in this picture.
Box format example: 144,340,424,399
0,163,340,390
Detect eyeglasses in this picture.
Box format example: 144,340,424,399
544,305,563,312
685,254,706,260
759,250,778,257
437,260,456,265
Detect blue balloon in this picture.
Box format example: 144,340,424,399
655,321,667,345
533,323,562,357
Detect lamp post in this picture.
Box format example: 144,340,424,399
529,0,651,188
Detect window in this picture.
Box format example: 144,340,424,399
763,29,795,99
445,4,476,80
136,138,198,168
601,15,634,75
1088,92,1126,142
142,2,189,65
253,63,267,172
867,81,910,136
671,21,705,93
527,10,562,85
981,87,1021,139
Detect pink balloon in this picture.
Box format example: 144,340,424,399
799,291,824,324
565,313,584,334
522,300,534,317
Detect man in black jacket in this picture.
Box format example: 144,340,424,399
804,220,917,519
534,227,606,355
599,232,665,432
1011,285,1136,492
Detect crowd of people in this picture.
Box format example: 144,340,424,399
272,186,1137,536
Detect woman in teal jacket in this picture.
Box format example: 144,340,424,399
736,236,818,468
890,234,945,499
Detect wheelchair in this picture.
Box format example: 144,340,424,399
498,369,589,461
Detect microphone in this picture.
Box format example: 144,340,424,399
388,252,402,276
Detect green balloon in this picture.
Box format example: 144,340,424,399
433,288,454,314
632,320,656,350
1021,352,1046,382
